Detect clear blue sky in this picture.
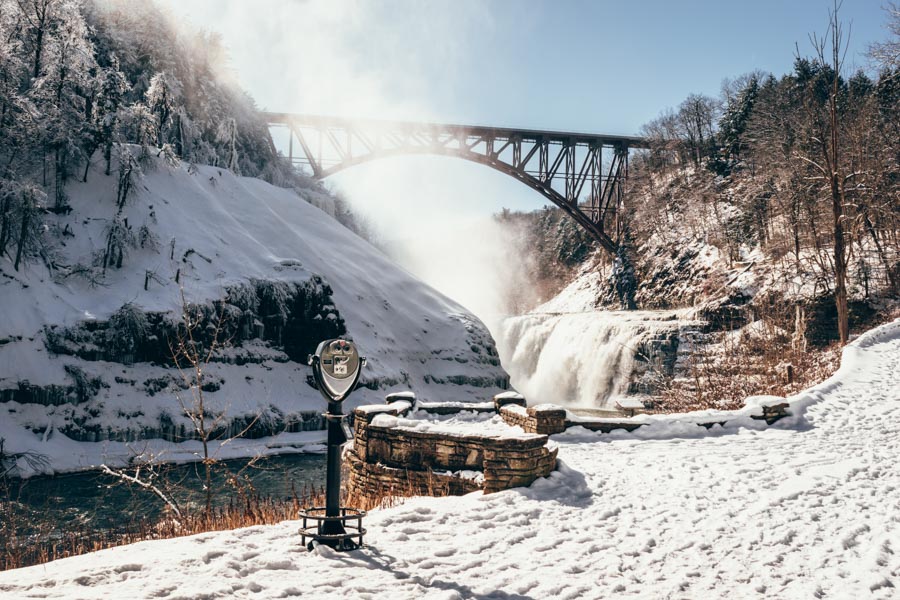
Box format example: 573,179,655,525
164,0,892,134
338,0,889,134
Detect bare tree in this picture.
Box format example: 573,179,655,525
870,2,900,71
99,463,183,518
678,93,719,167
168,288,259,522
789,2,854,344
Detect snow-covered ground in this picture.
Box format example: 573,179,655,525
3,319,897,599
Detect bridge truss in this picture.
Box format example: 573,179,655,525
265,113,648,254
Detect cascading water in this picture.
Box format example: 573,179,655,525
497,310,690,409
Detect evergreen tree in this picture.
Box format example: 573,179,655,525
711,75,759,174
93,55,129,176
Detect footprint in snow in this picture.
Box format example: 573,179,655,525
202,550,227,564
113,563,143,573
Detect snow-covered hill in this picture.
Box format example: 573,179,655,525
2,319,897,598
0,152,507,476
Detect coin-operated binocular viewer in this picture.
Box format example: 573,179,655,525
299,339,367,551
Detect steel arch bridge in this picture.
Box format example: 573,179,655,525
264,113,649,254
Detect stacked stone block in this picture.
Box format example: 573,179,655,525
499,404,568,435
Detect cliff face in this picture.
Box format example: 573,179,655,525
0,153,508,475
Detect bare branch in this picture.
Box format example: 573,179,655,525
99,464,182,518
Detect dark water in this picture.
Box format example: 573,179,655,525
1,453,326,540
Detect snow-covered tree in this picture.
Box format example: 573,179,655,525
216,117,238,173
114,145,139,208
126,103,157,158
15,0,62,79
93,55,129,176
145,71,180,148
102,213,129,271
28,0,97,208
10,183,45,271
0,0,27,140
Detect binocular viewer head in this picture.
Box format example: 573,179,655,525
308,339,366,402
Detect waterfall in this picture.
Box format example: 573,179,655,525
497,311,686,409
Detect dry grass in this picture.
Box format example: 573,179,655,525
346,491,407,512
656,322,842,413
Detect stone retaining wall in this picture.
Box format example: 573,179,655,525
345,452,481,507
346,402,558,507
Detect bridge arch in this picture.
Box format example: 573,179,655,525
265,114,649,254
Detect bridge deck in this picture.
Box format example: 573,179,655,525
264,113,649,149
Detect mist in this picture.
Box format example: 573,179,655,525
330,156,542,334
157,0,548,336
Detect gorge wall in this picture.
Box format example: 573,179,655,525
0,154,509,475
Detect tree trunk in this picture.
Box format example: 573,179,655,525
103,229,113,272
832,178,849,344
104,141,113,176
0,194,10,255
32,27,44,79
82,146,96,182
864,214,897,292
54,148,65,208
174,113,184,157
827,10,849,346
14,208,30,271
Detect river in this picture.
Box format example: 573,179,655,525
2,453,326,540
